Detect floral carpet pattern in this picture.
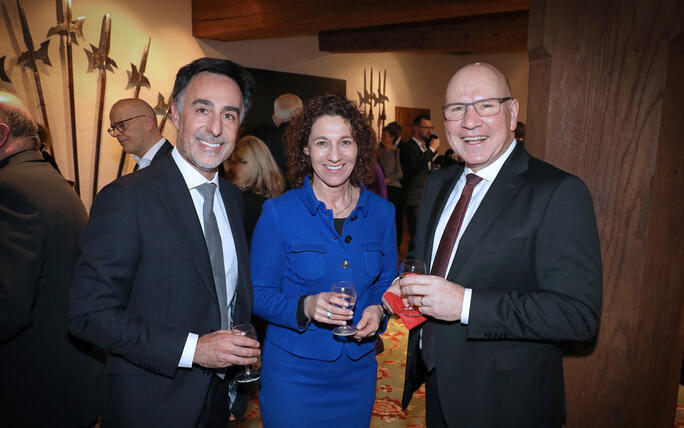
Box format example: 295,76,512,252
234,317,426,427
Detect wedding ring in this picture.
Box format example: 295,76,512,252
327,311,332,318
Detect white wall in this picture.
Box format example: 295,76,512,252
1,0,527,207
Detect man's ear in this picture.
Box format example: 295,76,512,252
171,103,181,130
0,123,10,148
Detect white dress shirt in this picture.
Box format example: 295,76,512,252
133,138,167,170
172,147,239,367
430,139,518,324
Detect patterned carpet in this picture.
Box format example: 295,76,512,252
234,317,426,427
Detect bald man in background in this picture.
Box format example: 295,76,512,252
0,92,105,427
387,63,602,427
258,93,302,178
109,98,172,171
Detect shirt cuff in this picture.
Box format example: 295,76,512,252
178,332,199,368
460,288,472,324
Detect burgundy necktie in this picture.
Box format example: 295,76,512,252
422,173,483,371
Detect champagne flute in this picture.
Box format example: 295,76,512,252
331,281,358,336
232,323,261,383
396,258,427,317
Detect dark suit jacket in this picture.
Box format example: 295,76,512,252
256,122,288,177
399,138,435,206
133,138,173,171
0,150,105,427
154,138,173,161
402,143,602,427
69,152,253,428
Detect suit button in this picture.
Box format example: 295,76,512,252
202,370,210,376
341,260,350,268
344,235,352,243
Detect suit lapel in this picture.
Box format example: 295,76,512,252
446,144,529,280
149,154,217,300
218,178,251,325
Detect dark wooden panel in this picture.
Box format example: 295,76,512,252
527,0,684,426
395,107,430,142
192,0,529,41
241,67,345,136
318,11,527,54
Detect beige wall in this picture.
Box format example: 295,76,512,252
1,0,528,207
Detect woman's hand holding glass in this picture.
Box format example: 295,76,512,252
304,290,353,326
352,304,384,340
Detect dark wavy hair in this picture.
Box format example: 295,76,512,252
285,93,376,188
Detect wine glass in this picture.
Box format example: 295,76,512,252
232,323,261,383
396,258,427,317
331,281,357,336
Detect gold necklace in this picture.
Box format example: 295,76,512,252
333,193,354,217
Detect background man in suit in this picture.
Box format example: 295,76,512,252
386,63,602,427
400,114,440,252
258,93,302,179
69,58,261,428
0,92,105,427
109,98,173,170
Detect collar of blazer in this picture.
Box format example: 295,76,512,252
425,143,529,279
146,153,222,302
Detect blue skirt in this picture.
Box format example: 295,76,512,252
259,339,377,427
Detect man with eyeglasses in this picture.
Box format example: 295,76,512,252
108,98,173,171
400,114,440,252
386,63,602,427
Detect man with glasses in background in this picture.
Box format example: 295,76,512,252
400,114,440,252
386,63,602,427
108,98,172,171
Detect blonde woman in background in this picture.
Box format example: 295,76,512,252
225,135,285,244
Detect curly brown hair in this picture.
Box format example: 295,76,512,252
285,93,377,188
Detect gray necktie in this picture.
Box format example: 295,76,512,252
196,183,228,331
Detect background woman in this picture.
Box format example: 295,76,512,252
224,135,285,244
250,94,397,427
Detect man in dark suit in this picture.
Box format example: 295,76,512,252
400,114,440,252
0,92,105,427
257,93,302,182
69,58,261,427
386,63,602,427
108,98,173,171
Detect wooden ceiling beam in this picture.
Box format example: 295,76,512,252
318,11,528,54
192,0,529,41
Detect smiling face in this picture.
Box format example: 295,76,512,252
444,63,519,172
304,115,358,192
171,72,243,179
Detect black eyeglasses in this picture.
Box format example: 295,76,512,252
442,97,512,121
107,114,146,136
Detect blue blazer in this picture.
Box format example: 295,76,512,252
251,176,397,361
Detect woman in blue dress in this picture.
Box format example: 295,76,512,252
251,94,397,427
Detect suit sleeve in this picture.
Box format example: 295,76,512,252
250,200,303,330
400,143,433,180
0,189,43,341
467,176,603,342
69,182,187,377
